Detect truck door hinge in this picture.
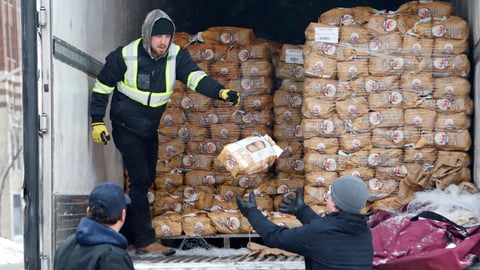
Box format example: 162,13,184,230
39,113,48,135
38,7,47,27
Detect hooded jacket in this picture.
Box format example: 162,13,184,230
53,217,134,270
245,205,373,270
90,9,224,137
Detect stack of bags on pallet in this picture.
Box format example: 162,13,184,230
150,26,303,237
302,0,473,213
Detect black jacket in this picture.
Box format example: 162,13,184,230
245,206,373,270
53,217,134,270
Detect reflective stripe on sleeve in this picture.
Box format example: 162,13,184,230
187,70,207,91
93,79,114,94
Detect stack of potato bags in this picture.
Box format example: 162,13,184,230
302,0,472,213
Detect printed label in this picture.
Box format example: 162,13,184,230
285,49,304,64
314,27,339,43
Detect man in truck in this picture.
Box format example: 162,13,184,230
236,176,374,270
54,182,134,270
89,9,240,255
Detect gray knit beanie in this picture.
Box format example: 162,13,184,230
330,176,368,214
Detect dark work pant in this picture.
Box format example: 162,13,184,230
112,124,158,249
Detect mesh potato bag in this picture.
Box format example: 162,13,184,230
217,135,283,177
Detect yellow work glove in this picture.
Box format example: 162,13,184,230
91,122,110,145
219,89,240,107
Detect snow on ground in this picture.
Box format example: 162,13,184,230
0,238,23,265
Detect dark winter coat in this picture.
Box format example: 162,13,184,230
90,11,224,137
53,217,134,270
245,205,373,270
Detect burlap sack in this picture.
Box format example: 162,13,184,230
187,108,228,126
222,77,274,95
372,127,421,148
304,153,348,172
340,132,372,152
423,55,470,77
304,54,337,79
434,130,472,151
404,146,438,164
200,26,255,46
239,40,272,60
401,35,434,56
230,109,273,126
158,125,209,142
275,158,305,174
369,108,404,128
337,59,368,81
207,211,244,234
276,141,304,158
305,171,338,187
273,175,305,194
340,167,375,181
280,44,304,64
369,32,403,56
368,148,403,167
435,112,470,131
155,171,184,191
309,204,328,216
344,150,371,168
398,14,423,33
152,212,183,237
209,62,240,79
435,97,473,114
412,16,469,40
304,186,329,205
217,135,283,177
304,137,339,155
369,55,420,76
157,138,185,160
152,192,183,215
193,190,215,211
433,38,468,56
185,140,224,155
273,123,303,140
303,41,339,60
367,14,401,34
273,90,303,108
305,22,339,42
277,79,304,93
156,156,183,174
159,107,185,126
224,174,267,189
367,178,399,202
400,73,434,96
243,95,274,111
318,8,355,26
241,59,272,77
168,90,185,108
210,195,237,212
303,78,351,100
350,76,400,96
369,196,397,211
275,62,304,81
181,213,216,236
340,25,371,44
302,97,336,119
180,92,212,112
217,185,247,202
268,212,303,228
432,153,472,190
398,1,454,18
336,97,369,120
404,108,437,130
301,117,345,138
376,164,409,179
241,125,273,138
210,123,240,140
346,115,371,133
186,43,228,63
184,169,218,186
434,77,470,98
274,107,303,124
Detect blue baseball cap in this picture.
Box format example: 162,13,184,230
89,182,131,216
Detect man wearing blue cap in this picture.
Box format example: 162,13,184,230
54,182,134,270
236,176,374,270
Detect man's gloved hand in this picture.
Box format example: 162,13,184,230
219,89,240,107
279,188,305,215
236,191,257,217
91,122,111,145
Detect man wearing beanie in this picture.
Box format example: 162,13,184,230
89,9,240,255
237,176,373,270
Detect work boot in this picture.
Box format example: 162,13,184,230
136,241,176,256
